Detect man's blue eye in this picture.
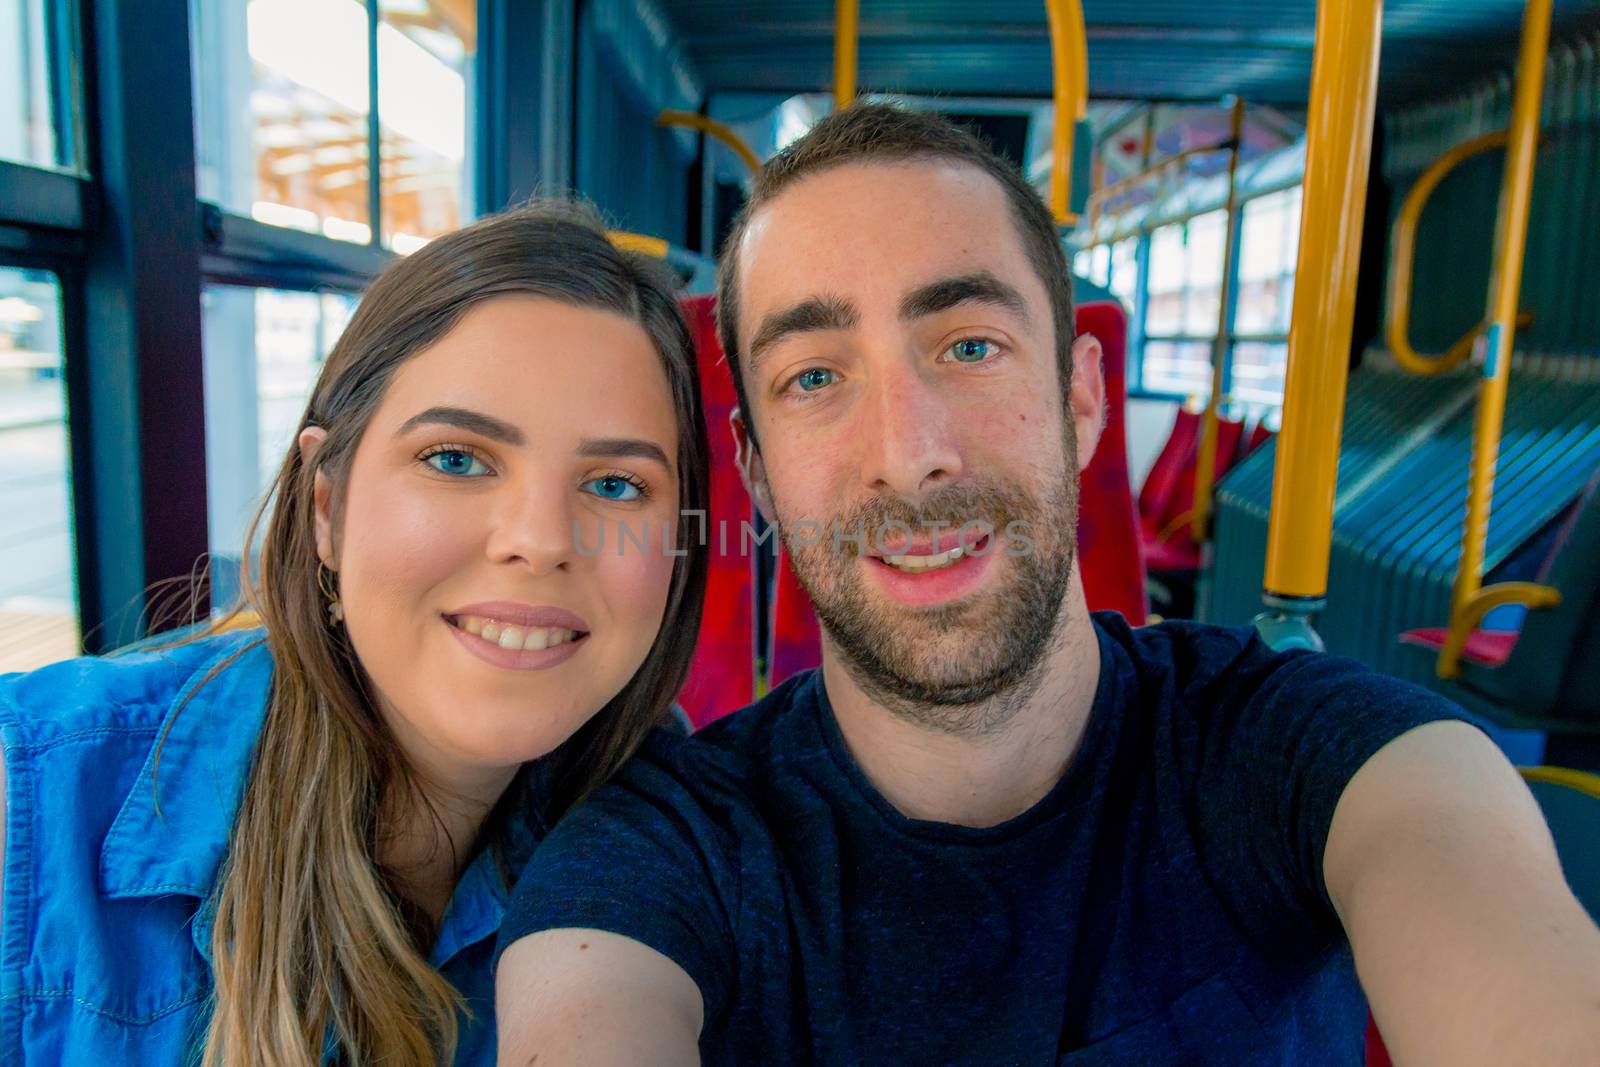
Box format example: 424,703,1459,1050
796,368,835,392
584,476,642,501
949,339,996,363
426,450,490,477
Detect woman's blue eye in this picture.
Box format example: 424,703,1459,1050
584,475,642,501
948,339,996,363
796,368,835,392
425,450,490,477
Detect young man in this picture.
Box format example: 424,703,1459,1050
496,105,1600,1065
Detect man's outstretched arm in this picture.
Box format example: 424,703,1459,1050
496,928,703,1066
1325,720,1600,1065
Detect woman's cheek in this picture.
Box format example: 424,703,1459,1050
602,512,679,628
341,482,481,615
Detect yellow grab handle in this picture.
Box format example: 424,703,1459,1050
656,111,762,175
1260,0,1384,603
1448,0,1552,624
606,231,670,259
1436,580,1561,679
1045,0,1088,226
1520,765,1600,799
834,0,858,109
1386,132,1511,375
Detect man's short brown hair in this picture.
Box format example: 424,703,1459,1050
716,103,1077,447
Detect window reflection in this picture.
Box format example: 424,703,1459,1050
0,267,79,671
202,285,358,608
379,0,474,248
0,0,69,169
193,0,474,249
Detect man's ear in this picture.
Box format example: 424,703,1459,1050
1067,333,1107,470
730,407,776,525
298,427,337,568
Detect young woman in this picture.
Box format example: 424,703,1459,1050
0,201,708,1065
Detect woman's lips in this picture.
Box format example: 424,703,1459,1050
440,601,592,671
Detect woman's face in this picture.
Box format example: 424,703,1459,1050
309,296,682,793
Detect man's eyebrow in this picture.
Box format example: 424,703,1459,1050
747,295,859,376
577,437,674,474
899,271,1031,325
397,406,524,445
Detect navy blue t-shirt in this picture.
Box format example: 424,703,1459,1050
501,614,1471,1064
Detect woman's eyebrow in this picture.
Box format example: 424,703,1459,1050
397,406,525,445
577,437,674,474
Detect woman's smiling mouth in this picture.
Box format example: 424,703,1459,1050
442,603,593,669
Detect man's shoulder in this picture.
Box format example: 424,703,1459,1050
606,670,823,814
1094,611,1452,722
654,671,819,761
1096,611,1281,695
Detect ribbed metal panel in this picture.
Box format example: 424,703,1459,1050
655,0,1600,105
1383,29,1600,358
1209,354,1600,692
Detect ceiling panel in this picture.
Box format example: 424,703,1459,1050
655,0,1600,106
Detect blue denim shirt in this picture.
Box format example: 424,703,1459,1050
0,630,539,1065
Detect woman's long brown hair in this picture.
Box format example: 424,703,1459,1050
194,201,708,1066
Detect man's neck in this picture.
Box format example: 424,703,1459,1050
820,583,1102,829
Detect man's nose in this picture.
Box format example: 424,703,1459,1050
858,368,963,499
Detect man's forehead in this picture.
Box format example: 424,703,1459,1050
742,158,1012,252
736,158,1037,318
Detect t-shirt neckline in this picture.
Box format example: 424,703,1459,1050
808,617,1124,847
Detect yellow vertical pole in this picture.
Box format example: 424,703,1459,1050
1190,97,1247,543
834,0,858,110
1448,0,1552,618
1256,0,1384,651
1045,0,1088,225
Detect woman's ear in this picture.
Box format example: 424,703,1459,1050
298,427,336,568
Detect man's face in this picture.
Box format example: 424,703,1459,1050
733,160,1104,726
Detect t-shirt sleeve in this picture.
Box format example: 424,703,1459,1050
495,740,740,1019
1187,634,1479,938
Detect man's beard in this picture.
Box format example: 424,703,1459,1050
778,447,1079,736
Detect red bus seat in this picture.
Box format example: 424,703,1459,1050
1142,413,1245,573
1138,408,1202,538
675,295,757,728
1243,418,1275,458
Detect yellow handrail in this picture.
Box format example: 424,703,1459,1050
1436,580,1561,678
606,230,670,258
1446,0,1552,663
1520,765,1600,800
1084,143,1229,230
834,0,858,109
1257,0,1382,632
1386,132,1513,374
1190,98,1247,544
1045,0,1088,226
656,111,762,176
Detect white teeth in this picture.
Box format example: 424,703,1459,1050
883,545,965,572
453,615,579,652
525,628,576,650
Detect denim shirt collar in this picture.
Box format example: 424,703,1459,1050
98,630,274,907
94,629,546,968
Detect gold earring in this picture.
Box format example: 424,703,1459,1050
317,563,345,626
